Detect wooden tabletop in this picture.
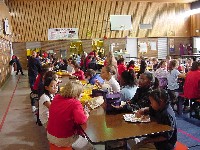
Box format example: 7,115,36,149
81,106,172,144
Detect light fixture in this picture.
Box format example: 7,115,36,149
184,8,200,16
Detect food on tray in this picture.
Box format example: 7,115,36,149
88,96,104,109
123,114,150,123
120,101,126,107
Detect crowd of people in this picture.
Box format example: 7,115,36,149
15,49,200,150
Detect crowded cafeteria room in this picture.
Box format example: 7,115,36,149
0,0,200,149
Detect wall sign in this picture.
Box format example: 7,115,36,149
169,38,175,53
48,28,78,40
3,18,10,35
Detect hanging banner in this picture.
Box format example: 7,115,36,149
48,28,79,40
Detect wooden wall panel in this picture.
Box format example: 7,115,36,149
12,42,27,69
39,39,92,58
191,13,200,36
138,38,158,58
103,38,127,56
82,39,92,54
169,37,192,57
8,0,191,42
0,2,12,88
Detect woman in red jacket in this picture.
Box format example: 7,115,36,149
47,81,92,150
184,61,200,99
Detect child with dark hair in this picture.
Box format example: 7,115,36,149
129,72,159,111
184,61,200,99
85,69,104,85
152,57,159,71
35,71,60,126
31,64,51,112
11,55,24,75
67,58,76,73
127,60,135,71
155,60,168,89
39,77,58,127
130,89,177,150
72,64,85,80
112,70,138,110
117,58,127,81
137,59,147,79
59,59,68,70
88,57,97,70
120,71,137,102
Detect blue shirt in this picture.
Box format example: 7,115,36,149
167,69,181,90
89,74,104,85
120,86,137,102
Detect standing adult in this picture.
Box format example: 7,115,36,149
28,51,42,90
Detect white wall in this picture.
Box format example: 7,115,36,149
158,38,168,59
126,38,138,61
193,37,200,53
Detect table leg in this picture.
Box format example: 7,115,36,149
105,140,128,150
177,96,184,115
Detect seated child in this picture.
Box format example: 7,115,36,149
129,89,177,150
39,76,58,128
85,69,104,85
31,64,51,112
72,64,85,80
117,58,127,81
99,65,120,92
47,81,93,149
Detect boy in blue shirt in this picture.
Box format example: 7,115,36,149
86,69,104,85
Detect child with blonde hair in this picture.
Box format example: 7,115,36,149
47,81,93,150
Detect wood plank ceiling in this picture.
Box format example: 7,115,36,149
7,0,199,3
7,0,195,41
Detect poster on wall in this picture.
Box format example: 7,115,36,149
169,38,175,53
139,42,147,53
150,42,157,50
48,28,79,40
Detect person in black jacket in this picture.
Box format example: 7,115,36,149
132,89,177,150
129,72,159,111
137,58,147,79
28,51,42,90
11,55,24,75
